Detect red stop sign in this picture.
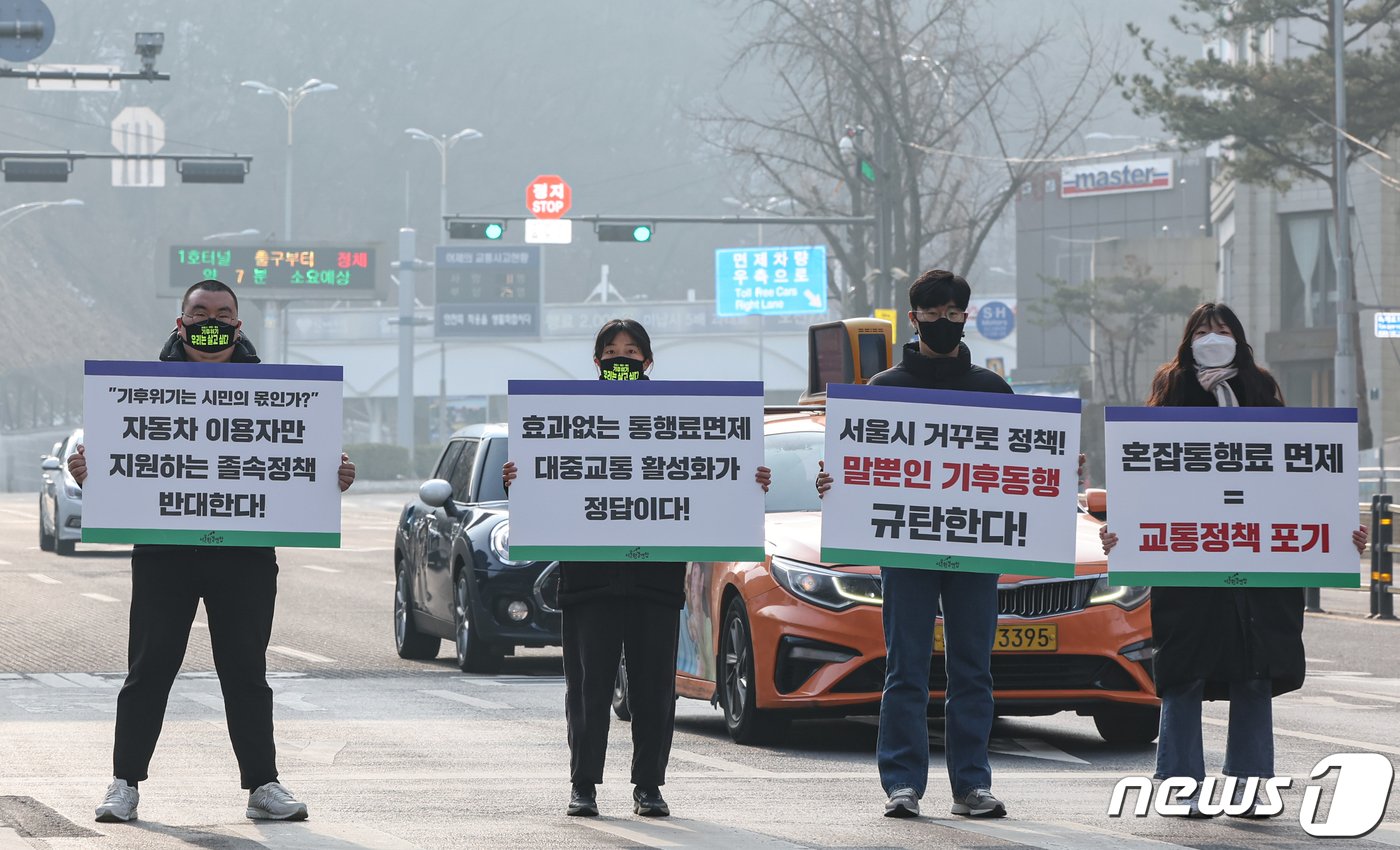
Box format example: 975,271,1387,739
526,174,572,219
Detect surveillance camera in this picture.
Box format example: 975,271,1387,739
134,32,164,58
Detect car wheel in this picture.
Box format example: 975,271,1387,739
454,570,503,674
393,561,441,660
719,596,789,745
38,496,55,552
54,528,75,557
1093,705,1161,745
612,650,632,721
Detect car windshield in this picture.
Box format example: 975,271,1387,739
764,429,823,513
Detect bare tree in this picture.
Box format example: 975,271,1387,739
699,0,1122,317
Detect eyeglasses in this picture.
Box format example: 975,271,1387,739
913,308,968,324
182,311,236,323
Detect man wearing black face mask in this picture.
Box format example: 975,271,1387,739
861,270,1013,819
72,280,357,825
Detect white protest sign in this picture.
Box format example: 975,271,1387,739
82,360,344,548
506,380,765,562
820,383,1081,576
1104,407,1359,587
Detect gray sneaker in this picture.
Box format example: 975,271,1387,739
246,781,309,821
95,778,138,823
884,787,920,818
952,787,1007,818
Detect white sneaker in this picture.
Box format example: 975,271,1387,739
94,778,138,823
246,781,309,821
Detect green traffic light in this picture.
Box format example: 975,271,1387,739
484,222,504,240
632,225,652,242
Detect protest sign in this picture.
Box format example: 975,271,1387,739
820,383,1081,576
81,360,344,548
506,380,765,562
1104,407,1359,587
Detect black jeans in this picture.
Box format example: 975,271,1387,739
562,597,679,787
113,546,279,790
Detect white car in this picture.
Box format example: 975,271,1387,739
39,428,83,556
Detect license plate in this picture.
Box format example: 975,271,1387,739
934,623,1058,653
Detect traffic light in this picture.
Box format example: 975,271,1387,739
597,223,653,243
448,220,506,240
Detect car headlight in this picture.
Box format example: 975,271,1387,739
770,556,882,611
489,520,533,567
63,473,81,500
1088,576,1150,610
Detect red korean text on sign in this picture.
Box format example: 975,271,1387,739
525,174,572,219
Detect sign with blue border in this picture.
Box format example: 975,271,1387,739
715,245,828,317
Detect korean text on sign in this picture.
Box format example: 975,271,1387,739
1103,406,1359,588
506,380,765,563
81,361,344,548
820,384,1082,577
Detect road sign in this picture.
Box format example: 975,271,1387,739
524,218,573,244
0,0,55,62
435,245,541,337
715,245,828,317
169,245,380,299
1376,312,1400,338
27,63,120,91
975,300,1015,340
110,106,165,187
526,174,571,219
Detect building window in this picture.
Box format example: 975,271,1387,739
1279,213,1336,330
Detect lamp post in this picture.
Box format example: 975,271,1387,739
240,78,336,364
0,198,82,233
404,127,483,246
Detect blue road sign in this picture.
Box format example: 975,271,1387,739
1376,312,1400,338
715,245,828,317
975,300,1015,341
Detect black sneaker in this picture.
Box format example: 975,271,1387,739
951,787,1006,818
884,787,920,818
633,786,670,817
567,783,598,817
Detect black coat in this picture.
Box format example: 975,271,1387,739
557,561,686,610
1147,373,1305,699
869,341,1014,394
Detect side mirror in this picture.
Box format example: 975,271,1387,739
41,457,60,471
1085,488,1107,521
419,479,457,515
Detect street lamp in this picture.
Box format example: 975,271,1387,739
240,77,338,241
404,127,483,246
202,228,259,241
0,198,82,233
241,78,336,364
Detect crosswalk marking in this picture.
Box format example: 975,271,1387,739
298,564,341,574
273,692,324,712
267,646,335,663
182,692,225,711
57,673,113,688
27,573,59,584
1367,824,1400,847
1202,716,1400,757
420,689,511,710
936,817,1196,849
0,825,35,850
27,673,81,689
81,593,119,603
224,822,422,849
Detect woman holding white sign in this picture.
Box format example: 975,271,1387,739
1100,303,1367,817
503,318,771,819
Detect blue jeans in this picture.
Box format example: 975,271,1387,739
877,567,998,798
1154,678,1274,781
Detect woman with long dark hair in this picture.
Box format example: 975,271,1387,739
1102,303,1366,817
504,318,770,819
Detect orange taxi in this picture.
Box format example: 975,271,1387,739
667,408,1158,745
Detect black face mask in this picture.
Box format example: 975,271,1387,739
598,356,646,380
917,318,964,355
181,318,238,353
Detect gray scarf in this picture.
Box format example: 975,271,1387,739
1195,367,1239,407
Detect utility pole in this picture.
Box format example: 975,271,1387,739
1332,0,1356,417
396,228,418,465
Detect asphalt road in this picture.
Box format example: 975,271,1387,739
1,490,1398,849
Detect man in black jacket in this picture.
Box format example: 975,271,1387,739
819,270,1011,820
73,280,356,824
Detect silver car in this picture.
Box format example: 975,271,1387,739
39,428,83,556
